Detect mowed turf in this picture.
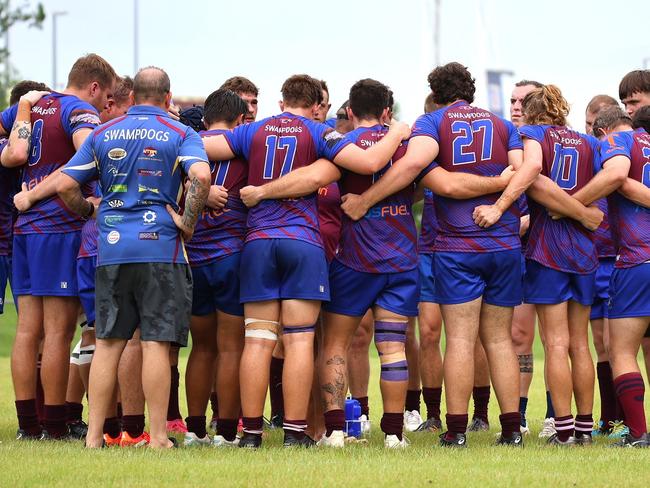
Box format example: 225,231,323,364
0,303,648,488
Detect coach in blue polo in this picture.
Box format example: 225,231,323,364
57,66,211,449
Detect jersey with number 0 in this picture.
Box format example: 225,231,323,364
336,125,434,273
224,112,351,247
418,189,437,254
0,138,19,255
600,128,650,268
61,105,208,266
0,93,100,235
520,125,599,273
411,100,523,252
185,129,248,266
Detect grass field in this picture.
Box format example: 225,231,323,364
0,302,648,488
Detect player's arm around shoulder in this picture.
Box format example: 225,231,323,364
168,160,211,241
1,91,49,167
619,176,650,208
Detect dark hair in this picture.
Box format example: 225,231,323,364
387,89,394,111
348,79,389,121
220,76,259,96
427,62,475,105
10,80,50,105
336,100,349,120
203,89,248,126
619,70,650,100
133,66,170,104
586,94,618,114
281,74,323,108
320,79,329,96
522,85,569,126
632,106,650,133
592,106,631,137
179,106,206,132
423,93,436,113
113,76,134,106
67,53,117,90
515,79,543,89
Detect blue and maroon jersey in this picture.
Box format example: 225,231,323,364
224,112,350,247
521,125,600,273
600,128,650,268
336,125,434,273
411,101,523,252
1,93,100,235
0,138,20,255
78,182,100,259
593,198,616,259
185,129,249,266
418,189,437,254
317,182,342,262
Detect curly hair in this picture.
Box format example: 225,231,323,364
427,62,475,105
521,85,569,126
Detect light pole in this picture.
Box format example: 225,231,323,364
133,0,139,74
52,11,67,90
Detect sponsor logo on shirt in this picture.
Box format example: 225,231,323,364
366,204,409,219
104,214,124,227
107,230,120,244
70,111,101,126
137,199,156,205
108,148,127,161
103,128,170,142
138,184,159,194
60,282,68,289
110,184,128,193
143,147,158,158
108,165,128,177
107,199,124,208
31,106,57,116
142,210,156,224
138,231,159,240
138,169,162,177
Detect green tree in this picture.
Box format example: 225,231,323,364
0,1,45,109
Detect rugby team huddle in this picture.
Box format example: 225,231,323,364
3,53,650,450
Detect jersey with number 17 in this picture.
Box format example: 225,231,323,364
411,100,523,253
224,112,350,248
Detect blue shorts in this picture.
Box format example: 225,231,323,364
591,257,615,320
608,264,650,319
524,260,595,306
240,239,330,303
418,253,436,303
433,249,522,306
324,260,420,317
77,255,97,325
191,253,244,317
0,254,10,313
13,232,81,296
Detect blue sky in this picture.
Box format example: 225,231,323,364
9,0,649,129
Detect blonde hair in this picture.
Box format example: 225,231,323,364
522,85,569,126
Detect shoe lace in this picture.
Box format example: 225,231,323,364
540,420,555,436
608,420,628,435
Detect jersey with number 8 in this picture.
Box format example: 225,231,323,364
224,112,350,247
520,124,600,273
410,100,523,252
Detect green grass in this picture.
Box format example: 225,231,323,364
0,303,648,488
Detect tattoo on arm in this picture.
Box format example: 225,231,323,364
181,176,209,231
7,121,31,148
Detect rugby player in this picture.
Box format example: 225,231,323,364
585,95,618,135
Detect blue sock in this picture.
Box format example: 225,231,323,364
545,391,555,419
519,397,528,426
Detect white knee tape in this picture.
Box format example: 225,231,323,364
244,318,279,341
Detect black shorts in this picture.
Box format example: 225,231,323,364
95,263,192,345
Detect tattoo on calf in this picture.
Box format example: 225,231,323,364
518,354,533,374
321,356,346,409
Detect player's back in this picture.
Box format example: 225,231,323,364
415,101,522,252
521,124,599,273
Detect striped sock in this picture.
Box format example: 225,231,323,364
575,414,593,438
283,419,307,440
554,414,574,442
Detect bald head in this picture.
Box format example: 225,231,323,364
133,66,171,105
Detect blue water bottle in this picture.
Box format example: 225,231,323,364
344,397,362,437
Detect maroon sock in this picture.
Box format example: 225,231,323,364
185,415,206,439
499,411,521,438
242,416,263,436
167,365,182,421
65,401,83,424
472,386,490,423
35,358,44,423
43,404,67,438
445,413,468,438
596,362,617,425
380,412,403,439
116,402,123,420
283,418,307,440
575,414,593,437
554,415,574,442
422,387,442,420
614,372,647,438
354,396,369,417
269,357,284,417
217,418,238,441
324,409,345,435
103,417,121,438
122,414,145,438
209,393,218,419
405,389,421,413
15,399,41,436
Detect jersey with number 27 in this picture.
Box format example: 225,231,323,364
224,112,350,248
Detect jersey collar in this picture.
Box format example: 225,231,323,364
127,105,169,117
